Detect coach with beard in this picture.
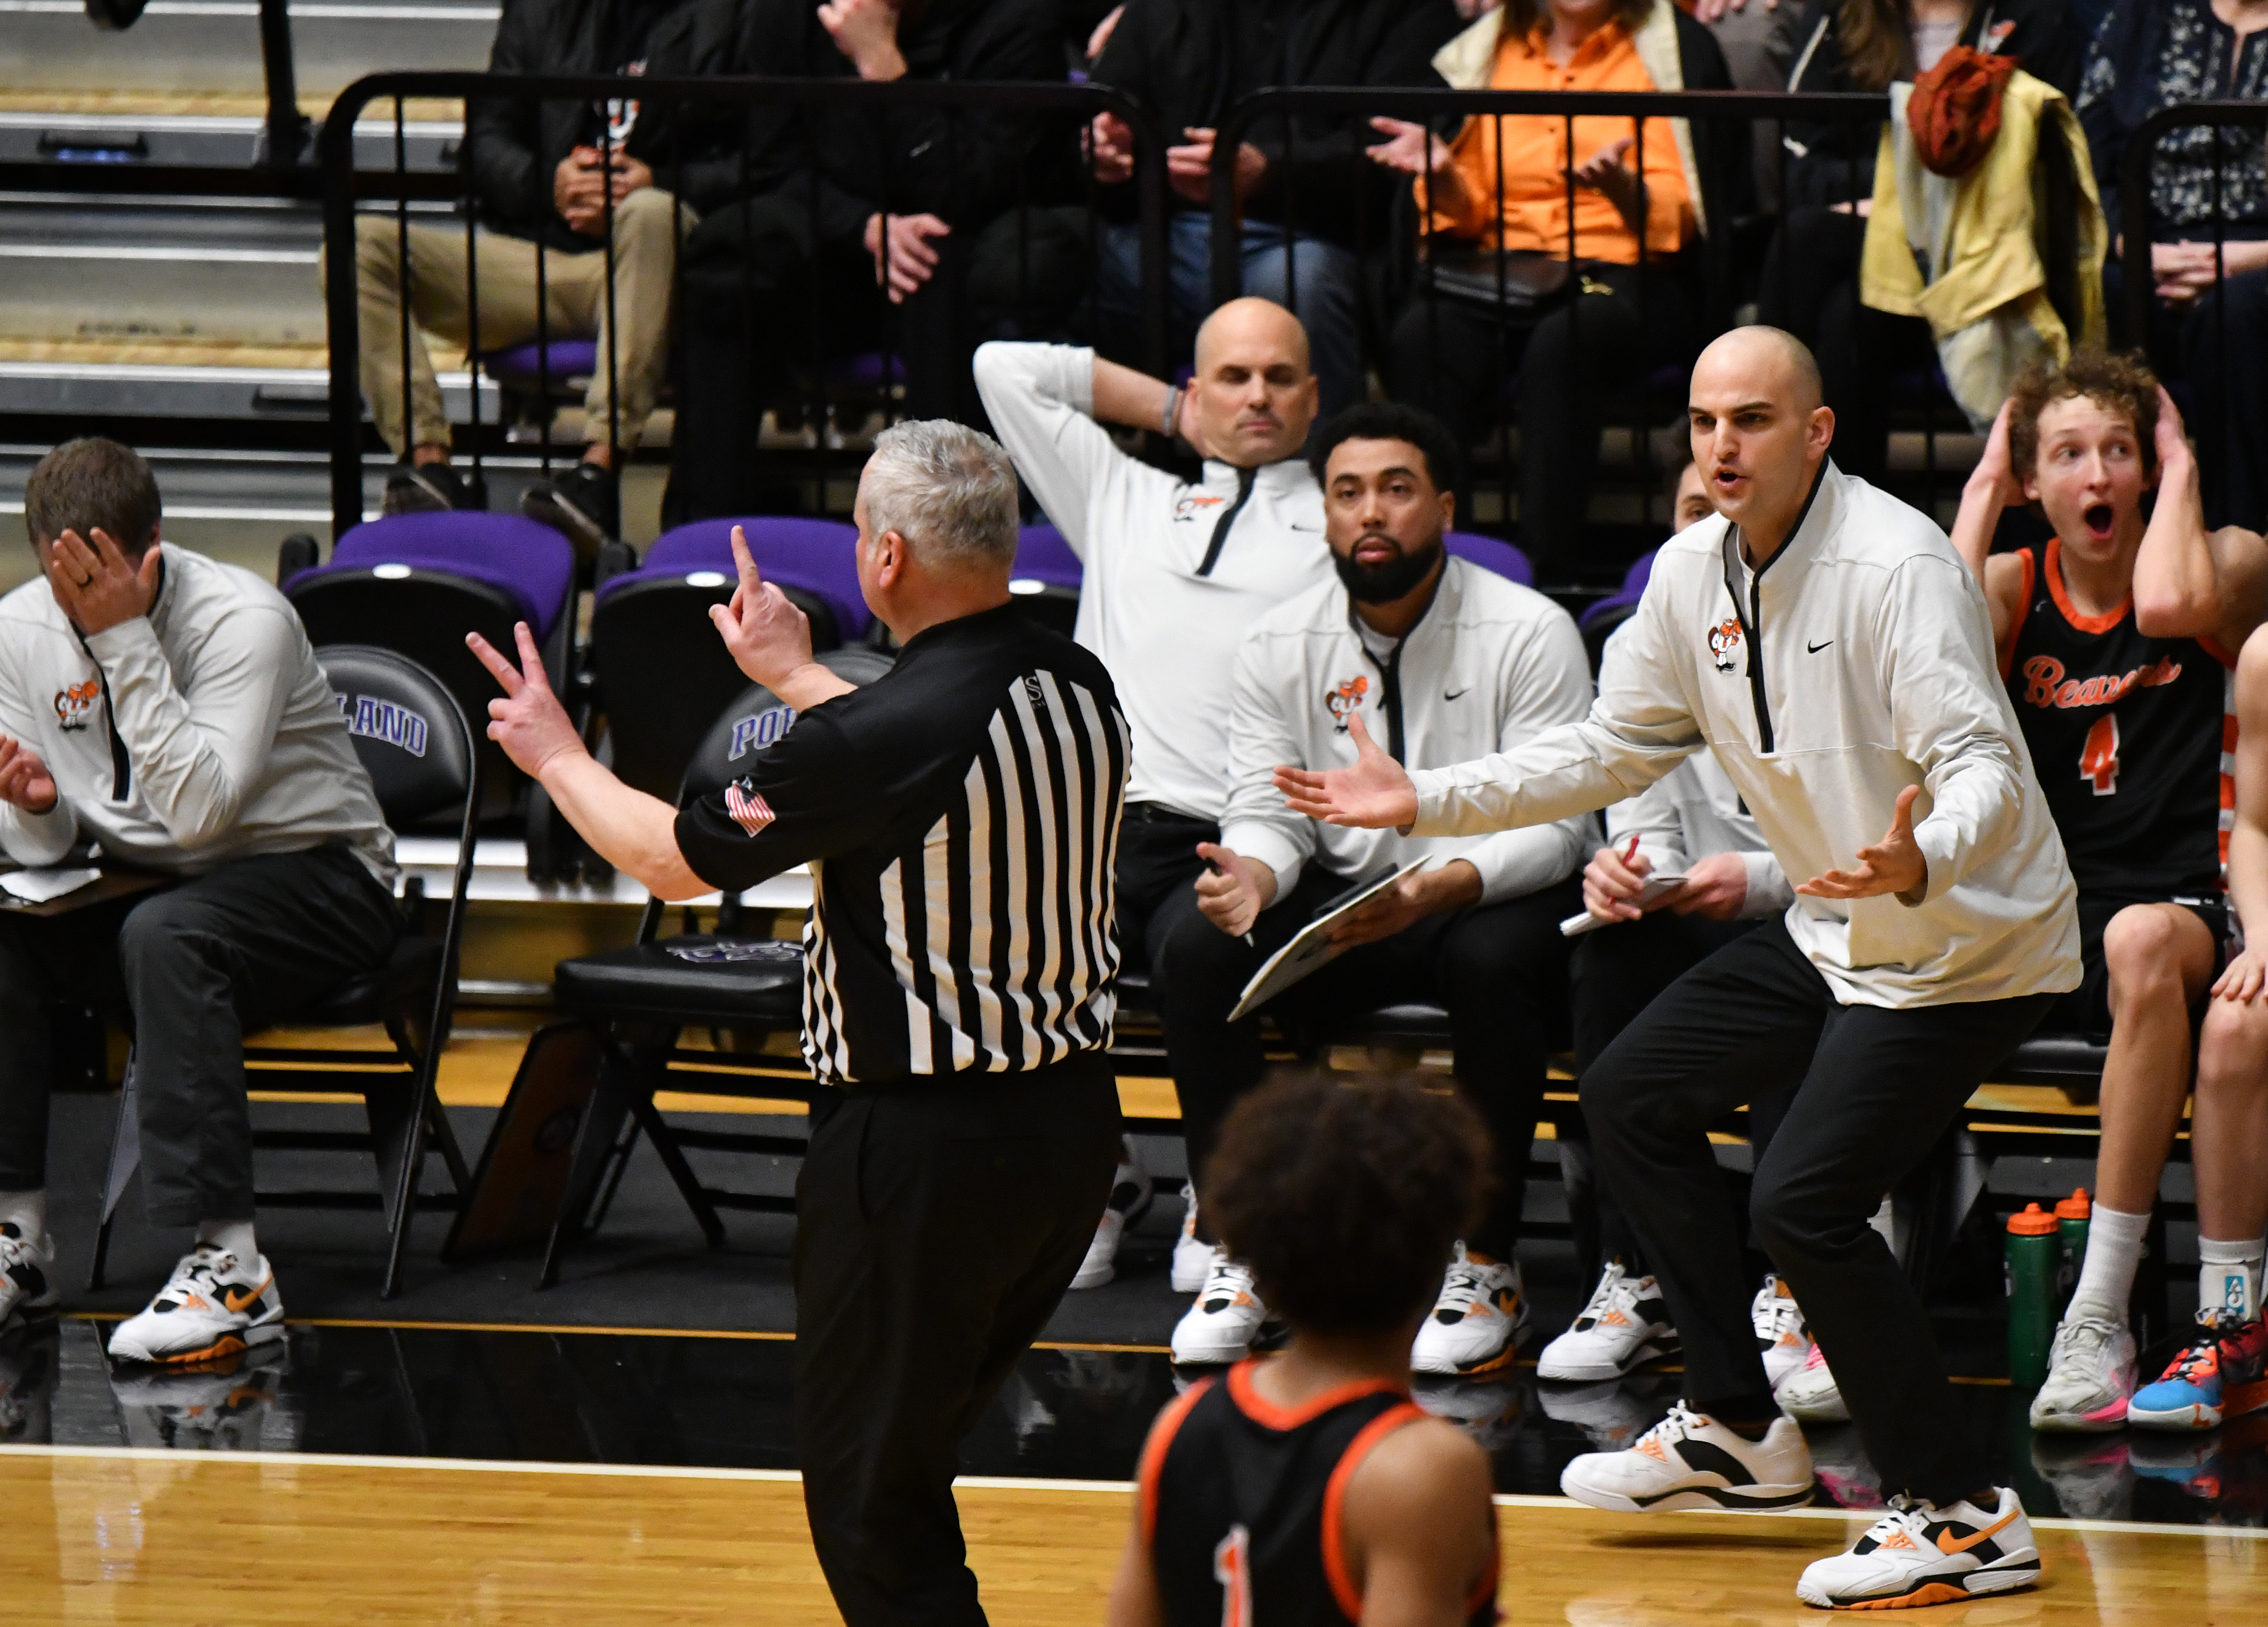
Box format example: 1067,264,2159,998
1160,401,1595,1377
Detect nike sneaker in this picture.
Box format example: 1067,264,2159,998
1777,1339,1850,1424
1170,1194,1210,1294
106,1246,284,1366
1753,1274,1812,1390
0,1223,59,1330
2028,1313,2136,1432
1170,1250,1268,1367
1411,1245,1529,1377
2128,1411,2268,1507
1559,1402,1815,1513
1539,1260,1678,1382
2127,1314,2268,1432
1070,1157,1154,1290
1794,1487,2039,1609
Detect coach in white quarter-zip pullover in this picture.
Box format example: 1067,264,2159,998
1278,331,2080,1609
973,302,1336,988
1161,402,1590,1378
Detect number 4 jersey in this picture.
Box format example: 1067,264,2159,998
2002,538,2235,900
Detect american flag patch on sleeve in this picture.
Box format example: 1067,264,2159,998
724,779,776,837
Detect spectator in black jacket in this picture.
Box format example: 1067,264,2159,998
1755,0,2080,487
352,0,701,547
1084,0,1464,424
2083,0,2268,530
660,0,1085,525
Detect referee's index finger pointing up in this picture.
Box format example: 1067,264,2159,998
730,524,765,595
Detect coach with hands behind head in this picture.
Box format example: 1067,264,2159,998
471,420,1129,1627
1280,328,2080,1612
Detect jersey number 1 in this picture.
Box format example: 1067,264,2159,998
1213,1524,1252,1627
2080,715,2120,796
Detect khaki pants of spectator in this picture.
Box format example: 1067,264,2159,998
352,185,693,455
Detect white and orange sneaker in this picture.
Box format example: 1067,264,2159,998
1795,1487,2040,1609
1560,1402,1815,1513
1170,1194,1211,1294
1170,1250,1267,1366
106,1246,284,1366
1411,1244,1529,1377
1539,1260,1678,1382
1754,1274,1813,1390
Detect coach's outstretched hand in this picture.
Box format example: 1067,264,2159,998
1796,783,1928,902
467,622,588,779
1273,712,1419,830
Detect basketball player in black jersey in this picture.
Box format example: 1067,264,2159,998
1108,1074,1500,1627
1951,355,2268,1434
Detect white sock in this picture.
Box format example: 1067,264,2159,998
0,1189,44,1241
2198,1236,2265,1324
2067,1202,2149,1324
195,1217,258,1263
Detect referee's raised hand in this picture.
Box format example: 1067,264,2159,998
1274,711,1419,830
467,621,588,778
711,523,817,692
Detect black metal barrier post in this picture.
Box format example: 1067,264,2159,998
320,72,1169,539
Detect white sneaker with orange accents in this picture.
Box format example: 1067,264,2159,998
1411,1244,1530,1377
1538,1260,1679,1382
1560,1402,1815,1513
1794,1487,2040,1609
1753,1273,1813,1389
106,1247,284,1366
1170,1250,1268,1366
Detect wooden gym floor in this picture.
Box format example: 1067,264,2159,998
4,1445,2260,1625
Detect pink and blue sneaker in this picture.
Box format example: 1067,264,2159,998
2127,1315,2268,1433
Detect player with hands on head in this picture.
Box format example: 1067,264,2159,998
1163,400,1593,1379
1281,327,2080,1611
1947,356,2268,1436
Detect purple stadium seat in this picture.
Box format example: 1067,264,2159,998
1012,523,1082,591
1444,531,1534,587
603,517,872,642
291,511,577,640
1580,549,1656,632
480,339,599,389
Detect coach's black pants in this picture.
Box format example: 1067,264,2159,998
1162,867,1579,1256
0,844,401,1224
794,1055,1120,1627
1114,801,1216,983
1585,915,2050,1503
1565,910,1761,1282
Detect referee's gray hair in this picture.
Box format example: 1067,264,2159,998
860,419,1019,571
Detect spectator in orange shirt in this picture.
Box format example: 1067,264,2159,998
1370,0,1729,579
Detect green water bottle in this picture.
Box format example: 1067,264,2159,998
2006,1203,2059,1387
2054,1188,2091,1313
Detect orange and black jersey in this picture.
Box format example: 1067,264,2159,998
1139,1363,1500,1627
2001,538,2235,901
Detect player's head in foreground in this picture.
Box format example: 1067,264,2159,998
2003,350,2162,567
1310,400,1461,608
1686,326,1833,547
1205,1071,1491,1342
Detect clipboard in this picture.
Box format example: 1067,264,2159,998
1558,872,1688,937
0,864,166,918
1227,858,1430,1022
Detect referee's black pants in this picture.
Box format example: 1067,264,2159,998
1583,916,2051,1503
794,1055,1121,1627
1162,868,1579,1256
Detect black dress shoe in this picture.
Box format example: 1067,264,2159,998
382,462,476,515
521,460,619,556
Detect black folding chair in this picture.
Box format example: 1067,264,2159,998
536,648,890,1288
88,646,481,1299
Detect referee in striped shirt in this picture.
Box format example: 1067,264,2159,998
471,420,1130,1626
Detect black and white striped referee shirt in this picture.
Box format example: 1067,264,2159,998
675,604,1130,1086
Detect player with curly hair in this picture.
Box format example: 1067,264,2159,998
1107,1072,1501,1627
1949,352,2268,1435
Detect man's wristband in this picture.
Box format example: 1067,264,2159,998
1161,386,1181,437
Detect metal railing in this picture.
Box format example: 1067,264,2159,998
317,71,1170,536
